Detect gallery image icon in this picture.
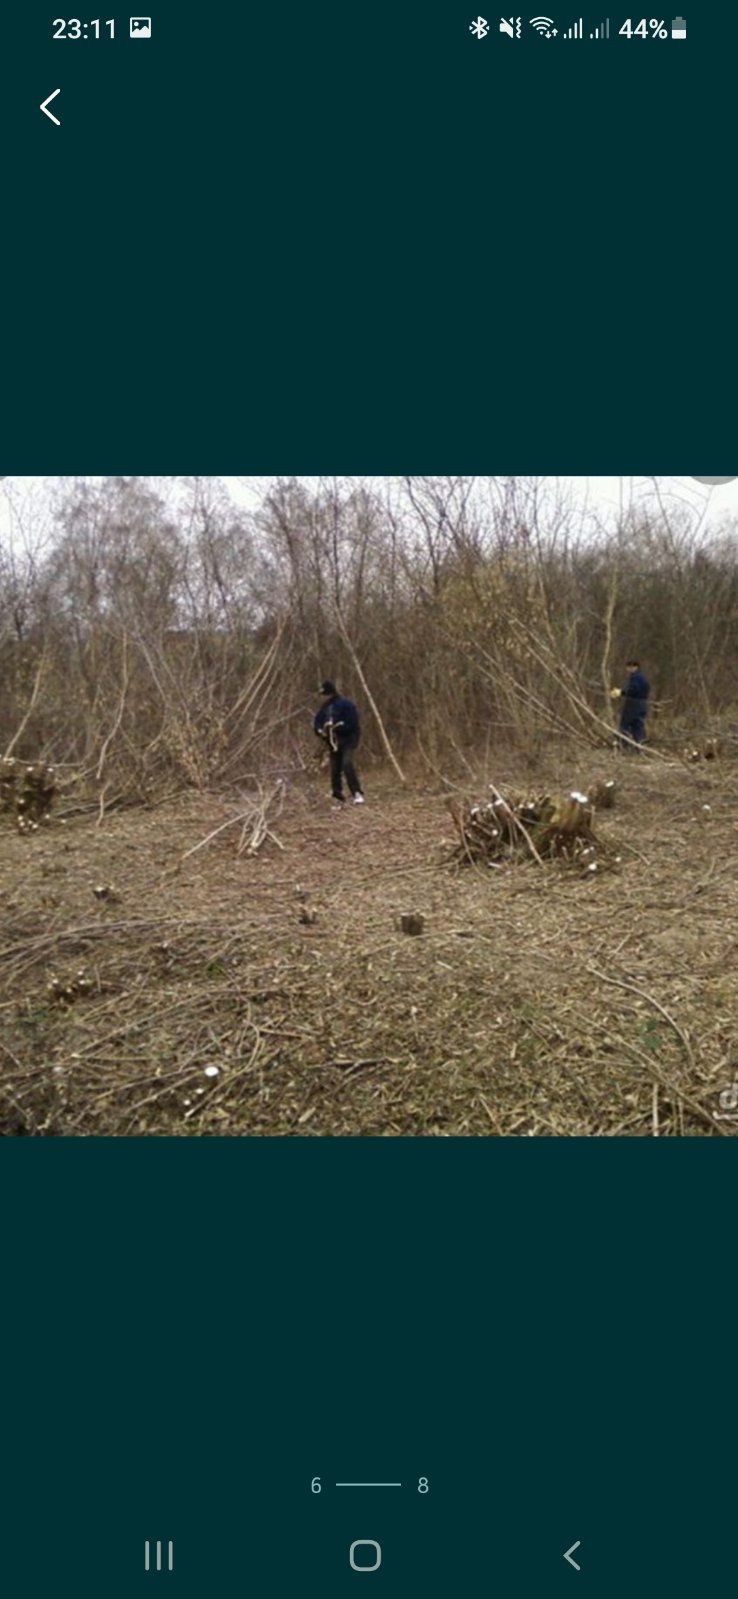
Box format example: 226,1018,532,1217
469,16,490,36
144,1542,174,1572
671,15,686,36
529,16,558,35
500,16,522,37
130,16,152,37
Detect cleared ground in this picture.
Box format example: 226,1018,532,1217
2,749,738,1136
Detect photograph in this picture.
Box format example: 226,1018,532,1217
2,472,737,1138
4,5,736,1594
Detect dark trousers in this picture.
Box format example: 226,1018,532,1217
330,736,363,798
620,713,646,748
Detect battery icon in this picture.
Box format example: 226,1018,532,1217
671,16,687,37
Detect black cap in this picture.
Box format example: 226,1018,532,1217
319,680,336,695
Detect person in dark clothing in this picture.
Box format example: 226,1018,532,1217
314,680,365,804
611,658,650,748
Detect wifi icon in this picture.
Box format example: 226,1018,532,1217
529,15,557,35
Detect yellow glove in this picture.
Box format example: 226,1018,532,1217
609,687,622,700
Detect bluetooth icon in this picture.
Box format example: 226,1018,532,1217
469,16,490,37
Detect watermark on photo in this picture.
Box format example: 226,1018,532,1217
715,1081,738,1121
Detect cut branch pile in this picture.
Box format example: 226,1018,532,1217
236,780,286,857
0,758,57,831
684,738,720,763
178,779,286,865
447,779,619,873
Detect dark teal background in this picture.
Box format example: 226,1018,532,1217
1,2,735,469
2,5,737,1592
2,1141,736,1593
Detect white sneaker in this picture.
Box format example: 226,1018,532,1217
354,794,365,805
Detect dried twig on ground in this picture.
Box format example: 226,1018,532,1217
179,780,286,864
1,764,736,1139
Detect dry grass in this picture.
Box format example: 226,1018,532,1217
2,747,738,1137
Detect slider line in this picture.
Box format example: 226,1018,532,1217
335,1482,402,1487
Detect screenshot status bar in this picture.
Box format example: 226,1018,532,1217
470,14,687,39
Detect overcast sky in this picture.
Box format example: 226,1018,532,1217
2,476,738,544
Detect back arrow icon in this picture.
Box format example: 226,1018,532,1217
563,1541,581,1571
40,89,61,125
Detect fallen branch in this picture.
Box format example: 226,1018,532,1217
179,780,286,864
95,633,130,784
487,779,545,867
587,964,695,1069
3,651,48,761
333,603,407,787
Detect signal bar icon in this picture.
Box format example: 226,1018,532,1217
144,1542,174,1573
589,16,610,35
562,16,583,36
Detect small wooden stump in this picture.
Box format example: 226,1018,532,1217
587,778,616,809
398,913,425,936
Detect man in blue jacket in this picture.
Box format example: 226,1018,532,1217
611,658,650,748
314,680,365,804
